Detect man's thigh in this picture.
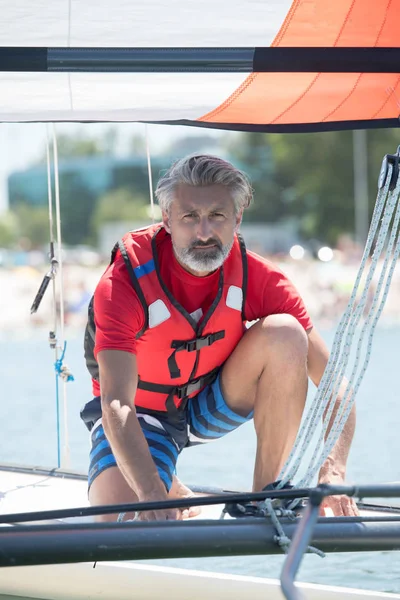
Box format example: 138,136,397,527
187,372,253,444
87,412,186,502
219,315,305,416
219,321,268,416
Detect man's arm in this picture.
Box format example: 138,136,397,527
97,349,179,520
306,327,358,516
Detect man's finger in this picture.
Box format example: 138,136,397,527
321,497,344,517
341,497,359,517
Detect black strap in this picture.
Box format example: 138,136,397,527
167,331,225,379
171,330,225,352
137,367,219,405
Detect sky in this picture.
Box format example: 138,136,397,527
0,122,226,214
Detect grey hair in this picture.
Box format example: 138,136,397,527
155,153,253,215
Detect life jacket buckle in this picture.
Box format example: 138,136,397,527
186,336,210,352
176,379,203,399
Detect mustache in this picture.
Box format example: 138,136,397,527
190,239,222,249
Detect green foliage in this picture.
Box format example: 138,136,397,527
90,188,157,242
37,128,119,164
58,173,98,246
226,129,400,245
11,127,400,249
0,212,18,248
13,204,50,248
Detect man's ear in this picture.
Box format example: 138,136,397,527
162,211,171,234
235,210,243,232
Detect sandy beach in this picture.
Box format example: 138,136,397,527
2,254,400,336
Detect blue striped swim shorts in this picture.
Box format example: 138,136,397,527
87,372,253,491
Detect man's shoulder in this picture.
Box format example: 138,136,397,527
96,254,135,292
122,222,164,244
245,248,285,277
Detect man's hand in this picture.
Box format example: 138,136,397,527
169,475,201,519
135,507,181,522
318,474,359,517
134,477,201,521
135,489,181,522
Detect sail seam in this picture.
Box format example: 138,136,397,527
322,0,394,122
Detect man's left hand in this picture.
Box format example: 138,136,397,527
318,474,359,517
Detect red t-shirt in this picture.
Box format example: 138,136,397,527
92,234,312,394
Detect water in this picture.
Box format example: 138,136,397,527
0,324,400,593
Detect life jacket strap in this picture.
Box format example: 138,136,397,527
168,330,225,378
137,367,220,410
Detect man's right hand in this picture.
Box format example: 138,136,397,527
135,491,181,521
135,507,181,521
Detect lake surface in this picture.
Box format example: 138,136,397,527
0,324,399,593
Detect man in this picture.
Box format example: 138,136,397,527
81,153,357,521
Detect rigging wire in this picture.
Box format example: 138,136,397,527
1,482,400,524
51,124,71,468
298,175,400,491
279,171,390,485
276,152,400,502
45,127,61,468
33,125,75,469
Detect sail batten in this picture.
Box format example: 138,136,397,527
2,47,400,74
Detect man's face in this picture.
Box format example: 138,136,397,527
163,183,242,276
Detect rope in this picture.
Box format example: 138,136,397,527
55,341,75,383
45,128,61,469
44,125,73,469
298,174,400,490
274,156,400,500
263,499,325,558
117,511,138,522
52,124,72,468
278,170,391,487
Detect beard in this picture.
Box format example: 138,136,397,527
173,237,234,273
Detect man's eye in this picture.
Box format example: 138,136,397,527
212,213,225,218
183,213,196,219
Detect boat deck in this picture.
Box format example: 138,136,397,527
0,464,399,600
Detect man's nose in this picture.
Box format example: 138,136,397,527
196,216,212,241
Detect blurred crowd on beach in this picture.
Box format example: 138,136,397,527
2,231,400,339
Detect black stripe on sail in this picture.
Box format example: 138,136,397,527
252,47,400,74
2,47,400,73
152,118,400,135
0,48,47,72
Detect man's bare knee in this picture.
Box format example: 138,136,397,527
250,314,308,360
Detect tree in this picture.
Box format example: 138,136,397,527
36,129,119,165
58,173,98,246
90,188,157,243
225,129,400,245
13,204,51,248
0,212,18,248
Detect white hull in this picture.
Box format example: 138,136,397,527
0,464,399,600
0,562,398,600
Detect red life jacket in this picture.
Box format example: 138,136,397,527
95,223,248,413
